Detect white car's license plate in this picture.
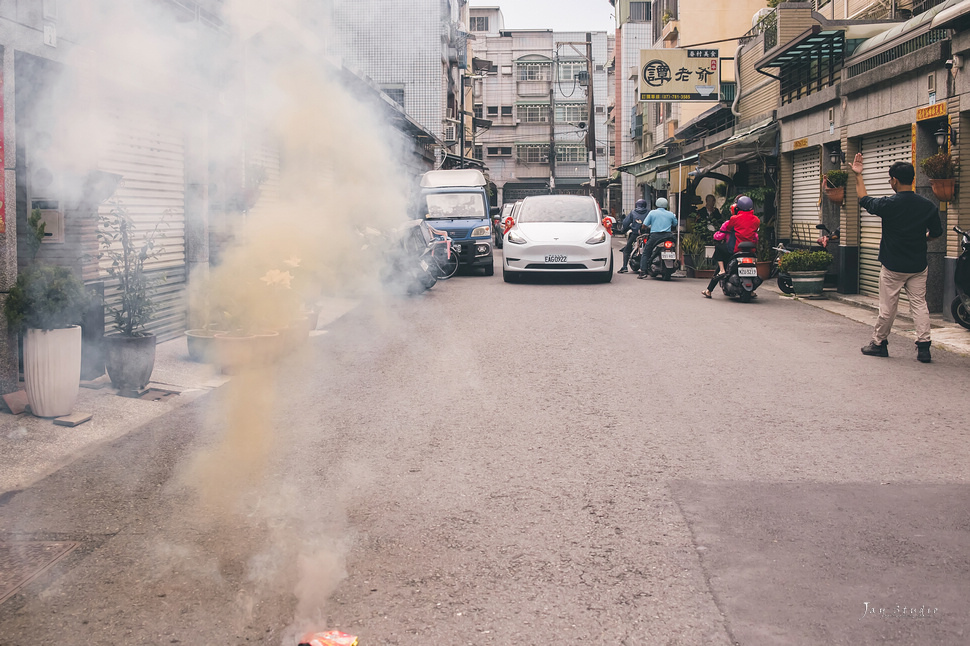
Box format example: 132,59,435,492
545,255,568,263
661,252,676,260
738,266,757,277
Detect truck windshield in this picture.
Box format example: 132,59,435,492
425,193,485,219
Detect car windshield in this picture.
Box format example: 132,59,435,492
517,197,598,223
424,193,485,219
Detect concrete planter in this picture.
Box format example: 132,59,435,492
104,334,156,393
789,270,826,296
185,328,223,363
24,326,82,418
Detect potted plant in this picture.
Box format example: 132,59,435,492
97,202,165,395
3,265,89,417
919,152,957,201
822,170,847,205
778,249,834,296
680,233,704,277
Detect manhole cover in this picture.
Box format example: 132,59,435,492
0,541,78,604
139,388,179,402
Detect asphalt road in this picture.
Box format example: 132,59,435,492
1,241,968,645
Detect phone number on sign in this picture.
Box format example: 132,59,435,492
640,93,705,100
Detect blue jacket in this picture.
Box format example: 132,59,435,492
643,208,678,233
622,206,650,234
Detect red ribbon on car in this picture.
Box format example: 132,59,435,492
503,218,515,234
602,218,613,235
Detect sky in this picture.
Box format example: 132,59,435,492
470,0,616,33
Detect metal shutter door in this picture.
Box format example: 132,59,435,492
860,128,912,298
99,106,187,341
791,148,821,245
246,131,281,218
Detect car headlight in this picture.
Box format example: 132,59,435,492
471,225,490,237
585,230,607,245
507,230,527,245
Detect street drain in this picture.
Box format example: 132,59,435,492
117,387,181,402
0,541,79,604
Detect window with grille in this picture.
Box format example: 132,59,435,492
488,146,512,156
474,145,483,160
556,145,587,163
630,1,651,22
517,63,550,81
473,104,483,119
470,16,488,31
382,86,404,107
558,60,586,81
517,144,550,164
487,106,499,117
501,106,513,117
556,103,588,123
519,104,550,123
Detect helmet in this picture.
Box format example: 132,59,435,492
736,196,754,212
635,199,647,209
656,197,669,209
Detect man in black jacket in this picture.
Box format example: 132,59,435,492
850,154,944,362
618,199,649,273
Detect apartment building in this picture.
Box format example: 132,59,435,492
468,7,613,204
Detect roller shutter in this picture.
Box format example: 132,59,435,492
98,104,187,342
245,129,281,218
860,128,912,299
791,148,821,245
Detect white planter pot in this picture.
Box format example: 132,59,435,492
24,326,82,418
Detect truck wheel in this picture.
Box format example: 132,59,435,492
483,263,494,277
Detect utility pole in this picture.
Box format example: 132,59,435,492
549,86,556,193
586,32,597,203
459,67,465,169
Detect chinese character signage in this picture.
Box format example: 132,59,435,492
639,49,719,102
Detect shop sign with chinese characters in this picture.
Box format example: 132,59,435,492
639,49,719,102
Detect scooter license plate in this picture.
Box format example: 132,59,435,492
738,267,758,277
420,260,429,271
661,252,676,260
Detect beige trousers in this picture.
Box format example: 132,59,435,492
873,266,931,344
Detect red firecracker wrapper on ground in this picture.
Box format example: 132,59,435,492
298,630,358,646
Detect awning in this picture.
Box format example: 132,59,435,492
616,149,668,180
656,154,699,173
696,119,778,174
932,0,970,28
756,27,846,70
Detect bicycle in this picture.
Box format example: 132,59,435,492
429,232,459,279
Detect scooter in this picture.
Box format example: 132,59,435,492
952,225,970,329
642,233,681,281
628,228,647,272
771,223,840,295
717,241,763,302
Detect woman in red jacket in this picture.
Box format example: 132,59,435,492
702,196,760,298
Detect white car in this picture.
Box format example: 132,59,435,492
502,195,613,283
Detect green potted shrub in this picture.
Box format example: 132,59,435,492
3,265,89,417
778,249,834,296
97,202,165,395
822,169,847,204
919,152,957,201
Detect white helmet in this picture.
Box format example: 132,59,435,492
655,197,668,209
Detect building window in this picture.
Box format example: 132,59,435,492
470,16,488,31
488,146,512,156
487,106,499,117
558,60,586,81
382,86,405,107
517,63,550,81
556,103,588,123
501,106,513,117
474,145,483,160
556,145,587,163
473,104,483,119
630,1,651,22
517,144,550,164
518,104,550,123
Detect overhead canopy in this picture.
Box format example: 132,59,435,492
932,0,970,28
695,120,778,177
616,149,668,181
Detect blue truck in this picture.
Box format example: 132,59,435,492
417,169,498,276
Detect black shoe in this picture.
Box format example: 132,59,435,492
637,272,647,279
618,267,628,274
861,340,889,357
916,341,932,363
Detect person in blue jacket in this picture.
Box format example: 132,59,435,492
618,199,649,273
638,198,679,277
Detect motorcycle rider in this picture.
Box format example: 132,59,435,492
618,199,650,273
637,197,678,278
702,195,760,297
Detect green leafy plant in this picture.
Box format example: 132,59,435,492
714,182,727,197
823,169,848,188
778,249,833,273
662,10,673,24
919,152,957,179
26,208,47,259
3,264,88,331
680,232,704,256
98,202,165,337
757,222,775,262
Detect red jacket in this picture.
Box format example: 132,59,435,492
717,210,760,252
